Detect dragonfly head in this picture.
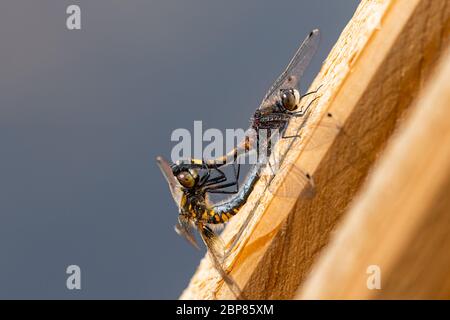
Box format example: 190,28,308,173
280,88,301,111
171,164,199,189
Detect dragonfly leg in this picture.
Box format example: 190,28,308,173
204,163,240,194
203,164,228,187
291,94,321,117
299,84,323,100
198,168,211,186
204,179,240,194
281,132,302,139
198,159,229,187
282,96,322,139
206,189,239,195
203,175,227,187
203,171,227,186
232,161,241,189
224,161,241,193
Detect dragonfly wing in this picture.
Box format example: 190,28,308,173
200,224,244,298
175,215,200,250
266,159,316,199
156,156,183,206
292,112,342,152
200,224,225,267
261,112,344,199
259,29,320,111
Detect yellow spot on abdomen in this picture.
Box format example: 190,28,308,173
181,195,187,207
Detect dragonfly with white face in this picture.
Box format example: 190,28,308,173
156,156,263,298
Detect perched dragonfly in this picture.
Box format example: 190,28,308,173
156,156,264,298
176,29,326,198
253,29,321,137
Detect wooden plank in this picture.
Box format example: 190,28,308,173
181,0,450,299
298,47,450,299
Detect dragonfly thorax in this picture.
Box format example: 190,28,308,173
252,110,291,131
182,192,207,219
183,185,204,198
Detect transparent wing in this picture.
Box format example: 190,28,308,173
200,224,226,265
263,157,316,199
199,224,244,298
262,112,343,199
156,156,183,206
286,111,343,153
175,215,200,249
259,29,320,111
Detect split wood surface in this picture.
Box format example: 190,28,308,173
181,0,450,299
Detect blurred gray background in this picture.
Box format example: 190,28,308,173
0,0,359,299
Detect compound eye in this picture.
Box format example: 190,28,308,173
177,171,196,188
281,89,299,111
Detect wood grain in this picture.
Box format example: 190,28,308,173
180,0,450,299
298,47,450,299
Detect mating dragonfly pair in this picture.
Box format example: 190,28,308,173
157,29,333,297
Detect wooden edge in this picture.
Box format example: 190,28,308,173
181,0,449,299
297,46,450,299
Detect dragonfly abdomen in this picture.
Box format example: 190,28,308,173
206,162,262,224
198,206,242,225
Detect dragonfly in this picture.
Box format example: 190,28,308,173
176,29,326,199
156,156,264,298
